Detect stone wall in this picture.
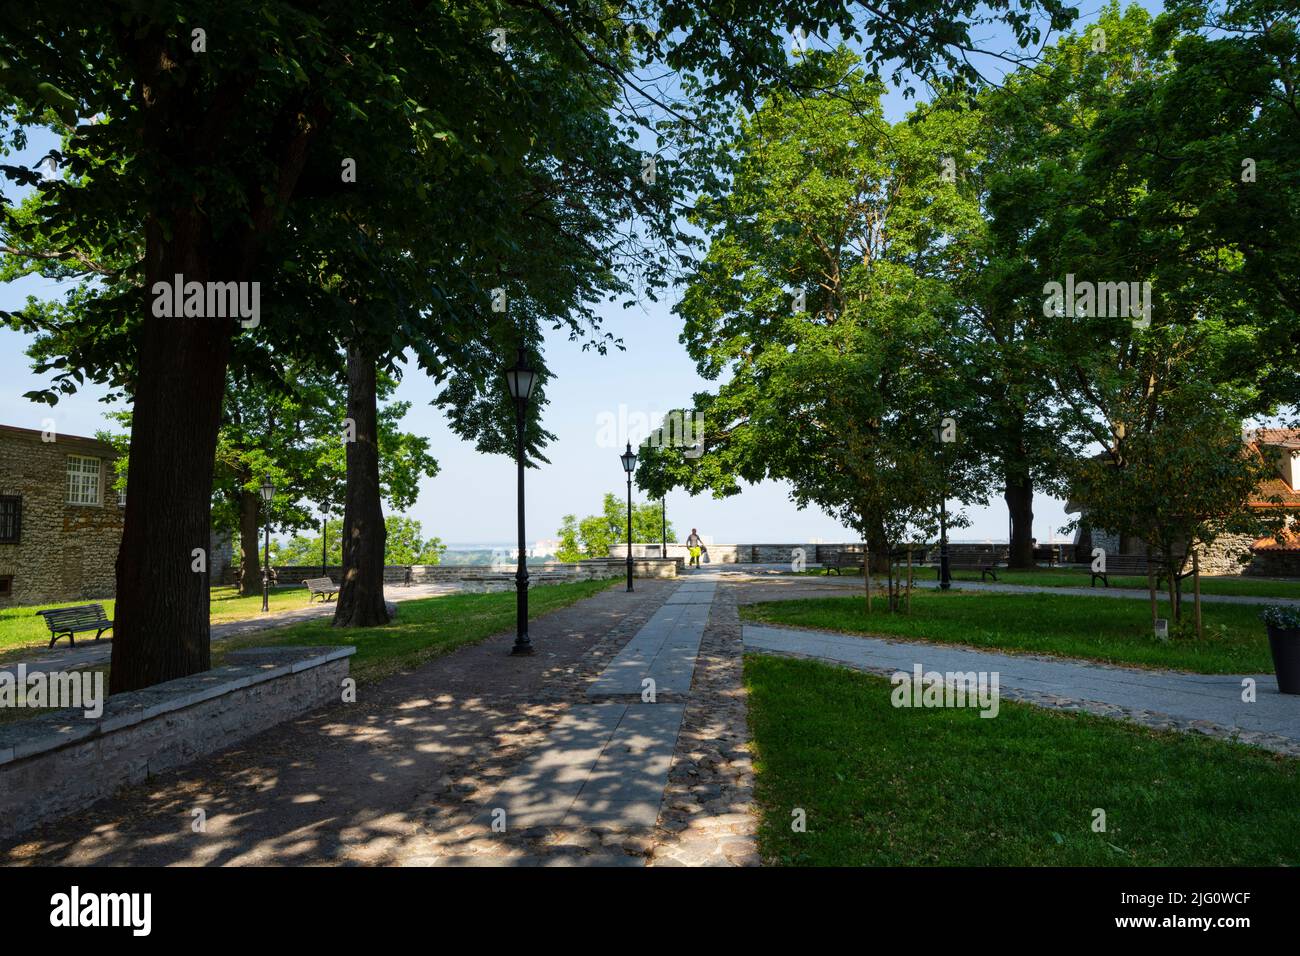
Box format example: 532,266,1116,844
0,645,354,842
1198,533,1257,576
0,425,123,606
613,541,1080,566
222,559,655,588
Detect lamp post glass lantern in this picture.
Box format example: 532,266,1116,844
620,442,637,591
507,350,538,655
260,477,274,612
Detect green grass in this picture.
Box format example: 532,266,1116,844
0,587,312,655
740,590,1272,673
213,578,617,683
801,564,1300,598
0,579,617,728
745,654,1300,866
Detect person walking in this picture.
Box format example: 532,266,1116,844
686,528,703,568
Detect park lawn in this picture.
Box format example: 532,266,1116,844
213,578,617,684
950,566,1300,599
0,587,309,655
745,654,1300,866
0,580,616,727
797,565,1300,599
739,590,1272,673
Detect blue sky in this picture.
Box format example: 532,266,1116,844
0,4,1164,547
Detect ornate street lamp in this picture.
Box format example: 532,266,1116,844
260,475,274,612
620,442,638,592
506,349,538,655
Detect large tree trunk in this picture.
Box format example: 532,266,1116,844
334,343,389,628
238,486,261,596
109,223,232,694
107,44,320,693
1005,470,1035,568
867,527,890,574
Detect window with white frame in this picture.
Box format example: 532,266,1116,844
66,455,102,505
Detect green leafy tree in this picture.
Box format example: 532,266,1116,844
984,2,1295,589
272,521,344,568
569,493,673,558
382,516,447,566
0,0,1080,691
1067,393,1278,622
638,50,985,598
272,516,444,566
555,515,583,562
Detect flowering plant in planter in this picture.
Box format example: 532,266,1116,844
1260,606,1300,695
1259,606,1300,630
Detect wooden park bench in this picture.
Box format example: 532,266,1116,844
1032,544,1062,567
1091,553,1149,587
35,603,113,649
822,551,865,575
302,576,339,602
942,549,1006,582
1090,553,1185,589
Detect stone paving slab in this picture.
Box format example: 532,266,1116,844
743,624,1300,746
476,702,686,832
586,589,709,696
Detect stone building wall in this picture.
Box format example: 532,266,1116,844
0,425,124,606
1197,532,1257,576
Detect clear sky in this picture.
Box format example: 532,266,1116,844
0,4,1167,547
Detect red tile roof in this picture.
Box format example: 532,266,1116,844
1250,427,1300,450
1245,428,1300,509
1253,528,1300,552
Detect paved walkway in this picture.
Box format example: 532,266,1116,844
1,575,759,866
744,623,1300,755
459,574,729,863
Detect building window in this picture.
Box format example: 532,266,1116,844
0,575,12,598
66,455,102,505
0,496,19,543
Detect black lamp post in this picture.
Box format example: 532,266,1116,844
320,505,329,578
933,424,951,590
260,475,274,612
661,498,667,561
620,442,637,591
506,349,538,655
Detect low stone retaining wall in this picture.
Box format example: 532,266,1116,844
615,542,1082,566
0,645,354,842
220,560,669,587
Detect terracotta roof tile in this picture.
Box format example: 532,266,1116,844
1253,528,1300,552
1248,475,1300,508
